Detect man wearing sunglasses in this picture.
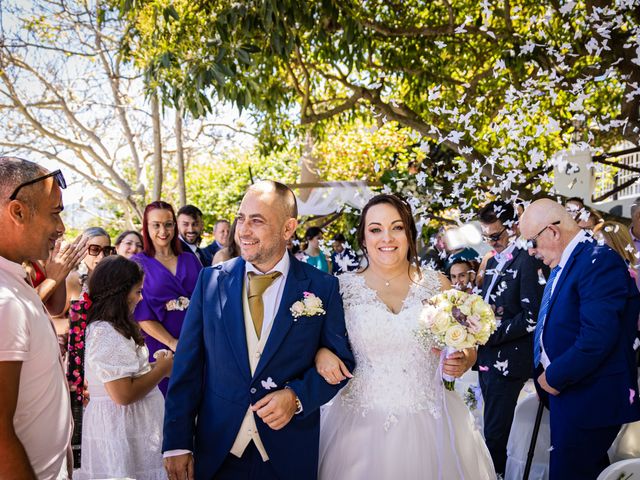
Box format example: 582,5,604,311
521,199,640,480
0,158,72,479
476,200,547,477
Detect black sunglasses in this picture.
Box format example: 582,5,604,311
482,226,508,243
87,245,116,257
525,220,561,249
9,169,67,201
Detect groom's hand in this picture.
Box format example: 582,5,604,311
164,453,194,480
252,389,297,430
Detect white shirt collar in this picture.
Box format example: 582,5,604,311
0,255,29,281
245,250,290,278
493,240,517,264
557,229,591,270
179,235,198,253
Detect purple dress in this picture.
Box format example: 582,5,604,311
132,252,202,394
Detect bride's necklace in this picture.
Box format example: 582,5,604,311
371,270,406,287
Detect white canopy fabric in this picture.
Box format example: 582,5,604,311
296,183,376,217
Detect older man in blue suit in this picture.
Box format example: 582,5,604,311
162,180,355,480
520,199,640,480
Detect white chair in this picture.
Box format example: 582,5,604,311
504,392,551,480
597,458,640,480
609,420,640,462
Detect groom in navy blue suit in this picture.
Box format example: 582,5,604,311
163,181,355,480
521,199,640,480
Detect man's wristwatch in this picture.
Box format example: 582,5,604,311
285,386,303,414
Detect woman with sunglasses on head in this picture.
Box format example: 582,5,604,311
115,230,144,259
132,201,202,395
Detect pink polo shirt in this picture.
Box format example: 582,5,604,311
0,255,72,479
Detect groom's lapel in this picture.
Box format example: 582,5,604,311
219,258,251,379
253,255,310,381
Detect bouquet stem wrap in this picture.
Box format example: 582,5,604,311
441,346,458,391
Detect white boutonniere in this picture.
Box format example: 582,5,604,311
290,292,326,320
261,377,277,390
165,296,190,311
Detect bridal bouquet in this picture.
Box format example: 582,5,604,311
416,289,497,390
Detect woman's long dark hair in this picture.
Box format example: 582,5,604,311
356,194,421,274
87,255,145,346
227,218,239,258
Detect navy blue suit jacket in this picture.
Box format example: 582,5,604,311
543,240,640,428
162,254,355,479
202,241,222,262
179,238,212,267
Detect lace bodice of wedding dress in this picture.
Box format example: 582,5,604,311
337,269,443,425
320,269,496,480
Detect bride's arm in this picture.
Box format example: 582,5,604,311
438,272,452,291
442,348,477,378
436,272,478,377
315,348,353,385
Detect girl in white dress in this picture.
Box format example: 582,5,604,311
74,255,173,480
316,194,496,479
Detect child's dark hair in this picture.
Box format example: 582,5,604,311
87,255,145,346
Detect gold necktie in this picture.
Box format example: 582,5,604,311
247,271,282,338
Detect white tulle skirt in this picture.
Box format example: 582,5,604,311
319,390,496,480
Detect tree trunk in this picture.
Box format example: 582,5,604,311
298,130,319,201
175,105,187,207
151,93,163,201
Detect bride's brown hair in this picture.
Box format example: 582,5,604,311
356,194,421,273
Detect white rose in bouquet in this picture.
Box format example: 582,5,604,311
415,289,497,390
444,324,469,349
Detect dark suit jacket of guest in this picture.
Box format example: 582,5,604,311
180,238,213,267
162,254,355,480
478,247,547,379
202,241,222,263
543,241,640,428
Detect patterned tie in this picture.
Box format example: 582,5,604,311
247,271,282,338
533,266,561,367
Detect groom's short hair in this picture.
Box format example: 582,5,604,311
248,180,298,219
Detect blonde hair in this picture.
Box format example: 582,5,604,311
593,221,638,267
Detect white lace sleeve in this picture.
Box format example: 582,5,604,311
416,268,444,299
338,273,368,310
85,322,141,383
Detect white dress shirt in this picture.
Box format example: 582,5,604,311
483,241,517,303
179,235,198,254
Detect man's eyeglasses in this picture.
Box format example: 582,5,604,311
525,220,561,249
9,169,67,201
149,221,176,231
482,226,508,243
87,245,116,257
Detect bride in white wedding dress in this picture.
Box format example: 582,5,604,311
316,194,495,480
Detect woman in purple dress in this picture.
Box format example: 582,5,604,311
132,201,202,394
